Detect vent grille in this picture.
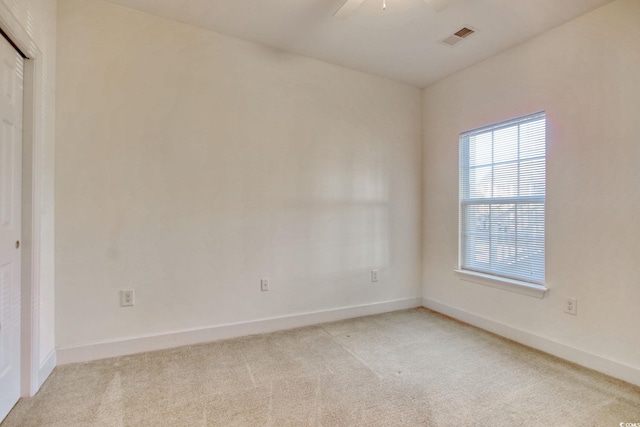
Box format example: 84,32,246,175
441,26,476,46
454,27,474,38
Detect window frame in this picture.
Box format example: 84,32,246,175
457,112,548,298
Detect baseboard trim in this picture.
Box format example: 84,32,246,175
422,297,640,387
57,297,422,365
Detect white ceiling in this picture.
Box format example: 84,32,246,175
102,0,615,87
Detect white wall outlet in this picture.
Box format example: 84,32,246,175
120,290,135,307
261,278,269,292
564,298,577,315
371,270,379,282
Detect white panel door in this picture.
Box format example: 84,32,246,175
0,34,23,422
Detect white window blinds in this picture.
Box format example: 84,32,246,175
459,111,546,284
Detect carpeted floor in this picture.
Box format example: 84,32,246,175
3,308,640,426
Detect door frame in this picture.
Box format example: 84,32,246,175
0,4,52,397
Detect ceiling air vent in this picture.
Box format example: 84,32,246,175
441,26,476,46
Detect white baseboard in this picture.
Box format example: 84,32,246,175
57,297,422,365
422,297,640,387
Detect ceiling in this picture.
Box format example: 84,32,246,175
102,0,615,87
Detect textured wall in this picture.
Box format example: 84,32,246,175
56,0,422,347
423,0,640,371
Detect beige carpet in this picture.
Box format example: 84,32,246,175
3,308,640,426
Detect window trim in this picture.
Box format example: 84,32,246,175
454,269,548,299
458,111,547,294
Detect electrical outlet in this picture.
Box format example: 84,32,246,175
261,278,269,292
120,290,135,307
564,298,577,315
371,270,379,282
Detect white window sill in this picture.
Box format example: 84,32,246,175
454,269,548,299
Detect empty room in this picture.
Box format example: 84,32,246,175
0,0,639,425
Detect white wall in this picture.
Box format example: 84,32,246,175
0,0,57,391
55,0,422,350
423,0,640,377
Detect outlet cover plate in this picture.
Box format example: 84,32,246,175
371,270,379,282
121,290,135,307
564,298,577,315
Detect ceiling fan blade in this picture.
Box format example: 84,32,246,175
333,0,365,19
423,0,453,12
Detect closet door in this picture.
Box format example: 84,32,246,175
0,32,23,422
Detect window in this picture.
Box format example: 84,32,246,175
459,111,546,285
